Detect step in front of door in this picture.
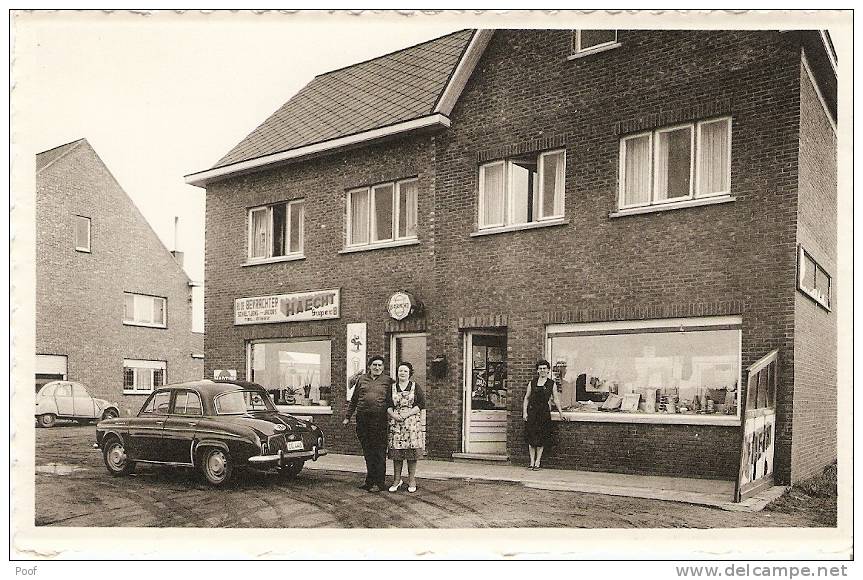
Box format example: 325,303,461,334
451,452,510,463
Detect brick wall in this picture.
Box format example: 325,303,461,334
792,57,838,482
36,141,204,415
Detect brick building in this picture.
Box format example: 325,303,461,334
187,30,837,491
36,139,204,416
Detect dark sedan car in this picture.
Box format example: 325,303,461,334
94,380,327,486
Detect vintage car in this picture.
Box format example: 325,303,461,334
93,379,327,486
36,380,120,428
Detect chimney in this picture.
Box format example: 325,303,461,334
170,216,184,268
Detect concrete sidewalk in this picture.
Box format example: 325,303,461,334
307,453,787,512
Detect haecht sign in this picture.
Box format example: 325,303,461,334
234,289,340,325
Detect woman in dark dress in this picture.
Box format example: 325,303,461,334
522,359,566,470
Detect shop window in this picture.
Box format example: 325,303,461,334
123,359,166,394
123,293,167,328
347,178,417,248
478,149,565,230
547,317,741,418
572,30,619,55
74,215,91,252
248,199,304,261
619,117,731,210
797,246,831,309
249,339,332,407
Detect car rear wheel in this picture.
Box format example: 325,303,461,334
37,414,56,428
102,408,119,420
278,460,304,479
200,447,233,486
102,437,135,476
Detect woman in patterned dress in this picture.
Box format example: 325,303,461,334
386,362,426,493
523,359,566,470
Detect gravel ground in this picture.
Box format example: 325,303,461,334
34,424,836,528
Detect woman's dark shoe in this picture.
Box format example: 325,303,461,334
368,484,383,493
358,483,373,490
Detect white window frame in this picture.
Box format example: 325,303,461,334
123,293,167,328
123,359,167,395
479,149,566,230
346,178,418,249
618,117,732,211
74,215,91,253
247,199,305,262
573,30,619,54
797,245,831,310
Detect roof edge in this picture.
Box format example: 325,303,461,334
433,29,494,116
35,139,86,175
185,113,451,188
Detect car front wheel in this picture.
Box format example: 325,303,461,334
37,414,56,428
200,447,233,486
102,408,119,420
278,460,304,479
103,438,135,476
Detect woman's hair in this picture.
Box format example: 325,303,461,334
367,355,385,367
397,361,414,376
535,359,551,370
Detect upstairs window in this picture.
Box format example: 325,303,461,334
619,117,731,210
123,293,167,328
347,178,418,248
478,149,565,229
248,199,305,261
798,246,831,309
74,215,91,252
572,30,618,54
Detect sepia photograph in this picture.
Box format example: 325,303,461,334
8,8,853,564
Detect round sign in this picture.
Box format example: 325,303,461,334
387,292,413,321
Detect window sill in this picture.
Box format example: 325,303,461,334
609,195,735,218
123,390,154,396
339,238,420,254
243,255,305,267
471,218,569,238
553,411,741,426
75,248,91,253
123,322,167,329
275,404,333,415
568,42,622,60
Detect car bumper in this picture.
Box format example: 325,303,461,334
247,447,328,467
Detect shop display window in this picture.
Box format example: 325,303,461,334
248,339,332,406
547,318,740,419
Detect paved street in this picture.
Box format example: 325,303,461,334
35,425,834,528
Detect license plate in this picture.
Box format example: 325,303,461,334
286,440,304,452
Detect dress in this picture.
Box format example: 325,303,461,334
387,382,425,461
525,378,554,447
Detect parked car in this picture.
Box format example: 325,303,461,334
93,379,328,486
36,380,120,428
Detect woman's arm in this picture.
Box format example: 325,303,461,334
523,381,531,420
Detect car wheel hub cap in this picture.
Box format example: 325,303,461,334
208,453,226,477
109,446,126,468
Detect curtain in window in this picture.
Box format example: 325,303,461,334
481,163,505,226
133,295,151,323
350,190,370,245
271,204,287,257
541,151,565,218
655,127,691,201
123,294,134,321
251,209,268,258
623,136,651,206
698,119,730,196
398,181,418,238
372,184,394,241
136,368,153,391
153,298,165,326
289,201,304,253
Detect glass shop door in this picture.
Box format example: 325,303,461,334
463,331,508,455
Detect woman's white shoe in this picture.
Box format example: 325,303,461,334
389,480,404,492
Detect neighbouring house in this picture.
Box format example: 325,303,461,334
36,138,204,416
186,29,837,497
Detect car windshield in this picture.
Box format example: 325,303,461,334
214,390,276,415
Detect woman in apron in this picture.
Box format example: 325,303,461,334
386,362,426,493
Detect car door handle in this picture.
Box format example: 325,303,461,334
186,422,197,427
155,420,165,426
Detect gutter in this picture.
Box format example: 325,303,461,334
185,113,451,188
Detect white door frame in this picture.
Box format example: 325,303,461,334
462,329,506,453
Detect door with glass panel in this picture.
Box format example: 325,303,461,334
463,331,508,455
390,333,427,454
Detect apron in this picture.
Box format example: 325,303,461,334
388,382,424,450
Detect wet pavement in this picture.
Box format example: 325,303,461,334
34,425,834,528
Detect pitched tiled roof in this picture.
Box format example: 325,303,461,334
36,139,85,172
212,29,474,170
